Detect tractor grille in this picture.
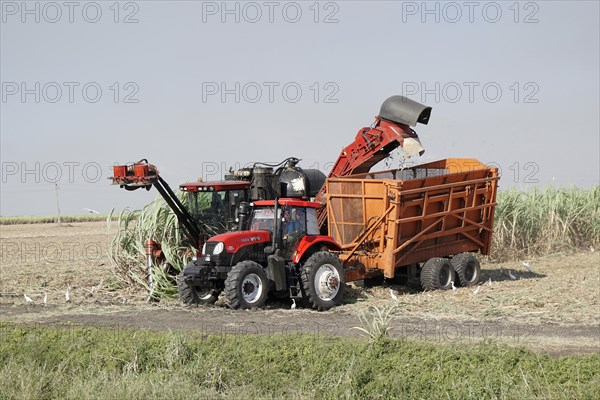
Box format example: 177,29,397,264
201,242,233,266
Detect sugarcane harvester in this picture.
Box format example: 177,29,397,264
179,96,434,309
110,157,328,286
110,160,238,297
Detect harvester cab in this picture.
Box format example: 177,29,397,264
180,198,345,310
179,180,250,236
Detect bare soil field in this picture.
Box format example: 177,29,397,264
1,221,599,356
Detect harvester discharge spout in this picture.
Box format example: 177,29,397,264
315,95,432,227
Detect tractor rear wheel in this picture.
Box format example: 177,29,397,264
451,253,481,287
420,258,455,291
224,260,269,309
300,251,345,311
177,276,219,305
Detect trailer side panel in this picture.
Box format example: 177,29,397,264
327,158,499,280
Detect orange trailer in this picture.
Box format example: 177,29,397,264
326,158,499,290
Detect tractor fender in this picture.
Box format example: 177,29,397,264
293,236,342,264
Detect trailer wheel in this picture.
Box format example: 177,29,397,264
177,276,219,305
420,258,455,291
300,251,345,311
224,261,269,309
451,253,481,287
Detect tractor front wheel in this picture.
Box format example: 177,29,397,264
300,251,345,311
177,276,220,305
224,261,269,309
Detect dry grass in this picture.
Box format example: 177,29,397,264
1,221,598,357
0,215,113,225
0,221,146,306
342,251,600,327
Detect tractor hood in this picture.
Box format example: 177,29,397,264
208,230,271,254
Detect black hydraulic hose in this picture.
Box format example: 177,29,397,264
253,157,299,169
153,175,202,249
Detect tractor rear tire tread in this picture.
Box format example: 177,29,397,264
420,257,455,291
451,253,481,287
300,251,345,311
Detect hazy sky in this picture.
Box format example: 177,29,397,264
1,0,599,216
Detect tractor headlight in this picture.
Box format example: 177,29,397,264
213,242,224,255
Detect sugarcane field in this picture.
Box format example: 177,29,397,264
1,2,599,399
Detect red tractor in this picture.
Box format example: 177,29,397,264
180,198,345,310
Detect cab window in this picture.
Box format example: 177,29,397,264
250,207,279,233
305,208,319,235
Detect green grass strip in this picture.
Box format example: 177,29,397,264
0,322,598,400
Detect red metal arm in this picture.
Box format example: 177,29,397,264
315,117,421,227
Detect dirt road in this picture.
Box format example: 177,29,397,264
1,302,598,357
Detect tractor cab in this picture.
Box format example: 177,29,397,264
180,181,250,234
249,199,322,260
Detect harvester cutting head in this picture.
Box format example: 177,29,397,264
110,159,157,191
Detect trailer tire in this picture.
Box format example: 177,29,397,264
420,258,456,291
300,251,345,311
224,261,269,309
177,276,219,305
451,253,481,287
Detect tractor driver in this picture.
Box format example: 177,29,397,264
282,209,292,233
292,209,305,235
283,208,304,238
282,208,304,257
